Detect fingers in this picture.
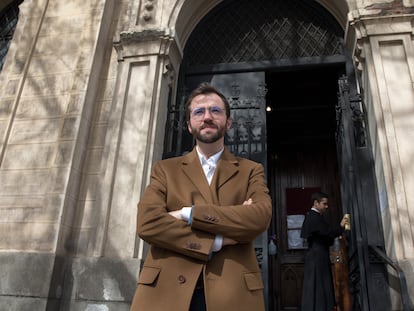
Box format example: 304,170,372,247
340,214,349,228
223,237,238,246
243,198,253,205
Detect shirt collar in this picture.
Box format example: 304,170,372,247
196,146,224,166
311,207,320,214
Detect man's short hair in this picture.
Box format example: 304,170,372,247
185,82,231,121
311,191,328,205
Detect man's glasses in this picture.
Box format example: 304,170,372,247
190,106,225,120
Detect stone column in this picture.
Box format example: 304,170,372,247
56,21,182,311
348,4,414,308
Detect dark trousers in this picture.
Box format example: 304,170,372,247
189,287,206,311
189,274,206,311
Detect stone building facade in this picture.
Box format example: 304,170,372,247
0,0,413,310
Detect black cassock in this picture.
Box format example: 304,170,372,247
300,209,343,311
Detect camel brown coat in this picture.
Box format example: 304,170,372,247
130,148,272,311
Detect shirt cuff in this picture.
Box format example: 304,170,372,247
211,235,223,252
181,206,193,225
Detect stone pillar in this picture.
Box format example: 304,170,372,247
348,5,414,308
54,11,182,311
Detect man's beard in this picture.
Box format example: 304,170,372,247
191,122,226,144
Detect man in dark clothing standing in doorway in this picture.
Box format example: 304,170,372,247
300,192,349,311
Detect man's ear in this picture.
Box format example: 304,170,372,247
187,121,192,134
226,118,232,130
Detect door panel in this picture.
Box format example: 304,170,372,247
268,147,343,310
336,76,391,311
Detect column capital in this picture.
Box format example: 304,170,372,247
113,27,183,62
346,12,414,71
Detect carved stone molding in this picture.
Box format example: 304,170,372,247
364,0,414,16
348,12,414,72
113,27,182,62
139,0,157,25
118,27,174,44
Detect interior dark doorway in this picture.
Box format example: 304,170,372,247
265,64,349,311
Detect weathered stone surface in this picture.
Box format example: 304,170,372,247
0,253,139,310
0,296,47,311
0,252,55,296
2,143,55,169
9,119,62,143
68,257,138,302
61,301,131,311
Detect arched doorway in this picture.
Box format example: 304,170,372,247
165,0,390,310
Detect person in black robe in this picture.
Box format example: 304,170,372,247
300,192,348,311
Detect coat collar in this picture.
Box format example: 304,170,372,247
181,147,239,203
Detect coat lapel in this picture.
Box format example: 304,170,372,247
212,148,239,190
181,149,213,203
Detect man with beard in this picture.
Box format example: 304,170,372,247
130,82,272,311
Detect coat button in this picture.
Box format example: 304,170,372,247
186,242,201,250
178,275,186,284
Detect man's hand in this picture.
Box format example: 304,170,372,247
223,237,238,246
340,214,350,230
243,198,252,205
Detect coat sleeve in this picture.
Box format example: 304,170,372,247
190,162,272,243
301,211,343,246
137,161,215,262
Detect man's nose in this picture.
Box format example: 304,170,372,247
203,108,214,120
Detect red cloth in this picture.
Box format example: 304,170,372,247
285,187,321,215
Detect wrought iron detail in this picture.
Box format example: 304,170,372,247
350,95,367,148
348,250,363,311
336,76,367,149
335,79,346,147
0,0,23,72
183,0,343,67
163,87,192,158
368,246,385,264
255,247,264,269
225,83,267,163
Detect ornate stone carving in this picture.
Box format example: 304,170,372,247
364,0,414,16
140,0,157,24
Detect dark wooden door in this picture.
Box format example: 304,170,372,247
268,147,344,310
265,67,348,311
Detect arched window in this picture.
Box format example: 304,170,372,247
183,0,343,67
0,0,23,71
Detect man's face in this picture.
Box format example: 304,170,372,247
314,197,329,214
187,93,231,144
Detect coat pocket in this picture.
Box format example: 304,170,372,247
138,266,161,286
243,272,264,291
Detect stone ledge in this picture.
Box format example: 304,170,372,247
66,257,139,302
0,252,141,310
0,252,55,297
